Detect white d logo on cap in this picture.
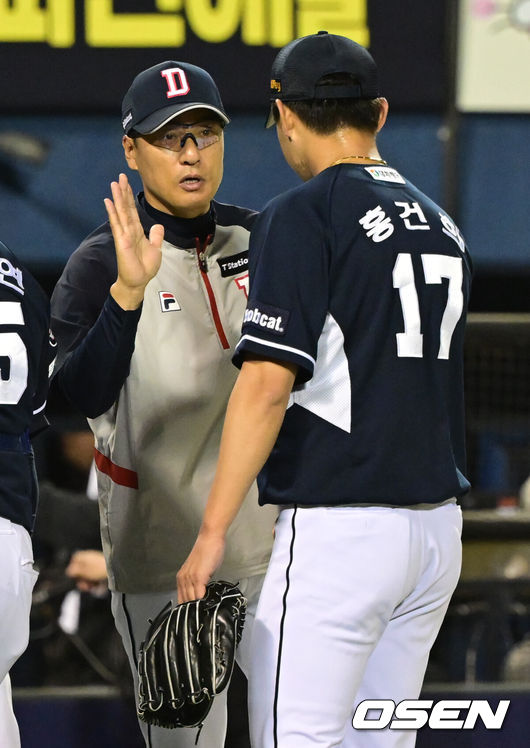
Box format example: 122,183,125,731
160,67,190,99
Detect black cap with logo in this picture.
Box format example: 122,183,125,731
266,30,379,127
121,61,229,135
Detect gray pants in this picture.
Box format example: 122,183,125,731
111,575,263,748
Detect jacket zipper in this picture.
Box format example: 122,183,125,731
195,235,230,350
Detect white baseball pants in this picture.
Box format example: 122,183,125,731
112,573,264,748
0,517,38,748
249,503,462,748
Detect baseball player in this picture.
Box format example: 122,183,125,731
178,32,472,747
0,240,56,747
50,62,277,747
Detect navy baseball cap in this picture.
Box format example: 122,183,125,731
266,30,379,127
121,61,229,135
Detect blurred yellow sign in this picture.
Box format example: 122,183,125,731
0,0,369,48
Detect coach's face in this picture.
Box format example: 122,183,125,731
122,108,224,219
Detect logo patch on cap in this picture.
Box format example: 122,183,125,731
270,79,282,93
122,111,133,130
160,67,190,99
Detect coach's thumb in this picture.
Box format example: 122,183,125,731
149,223,164,249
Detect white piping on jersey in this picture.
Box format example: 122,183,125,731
33,400,47,416
236,335,316,367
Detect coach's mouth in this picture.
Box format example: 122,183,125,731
180,174,204,192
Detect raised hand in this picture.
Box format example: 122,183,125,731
104,173,164,309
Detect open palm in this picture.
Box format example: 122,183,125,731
104,173,163,292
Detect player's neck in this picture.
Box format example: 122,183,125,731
308,131,383,176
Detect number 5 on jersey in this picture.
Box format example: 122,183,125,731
393,253,464,359
0,301,28,404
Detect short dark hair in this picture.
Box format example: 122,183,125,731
273,74,383,135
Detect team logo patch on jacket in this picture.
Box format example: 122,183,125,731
243,300,289,335
217,251,249,277
159,292,181,312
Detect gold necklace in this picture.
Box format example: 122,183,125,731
330,155,387,167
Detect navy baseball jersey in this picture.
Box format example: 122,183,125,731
234,164,472,507
0,241,55,531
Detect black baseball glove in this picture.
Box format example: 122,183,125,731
137,580,247,730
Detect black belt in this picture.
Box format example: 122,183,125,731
0,431,31,452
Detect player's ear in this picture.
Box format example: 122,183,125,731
122,135,139,171
375,98,389,133
276,100,296,139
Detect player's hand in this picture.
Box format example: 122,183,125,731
104,173,164,309
66,549,108,593
176,531,226,603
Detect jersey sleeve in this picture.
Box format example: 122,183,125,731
51,232,142,419
57,295,142,419
29,327,57,436
232,189,329,383
50,231,116,367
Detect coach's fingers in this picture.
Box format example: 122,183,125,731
117,173,140,227
104,195,121,238
104,181,129,248
121,172,137,213
106,175,139,240
148,223,164,250
106,177,145,255
111,177,134,230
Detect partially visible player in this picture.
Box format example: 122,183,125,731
178,31,472,747
0,240,56,747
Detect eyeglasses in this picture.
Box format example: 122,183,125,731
144,122,223,152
